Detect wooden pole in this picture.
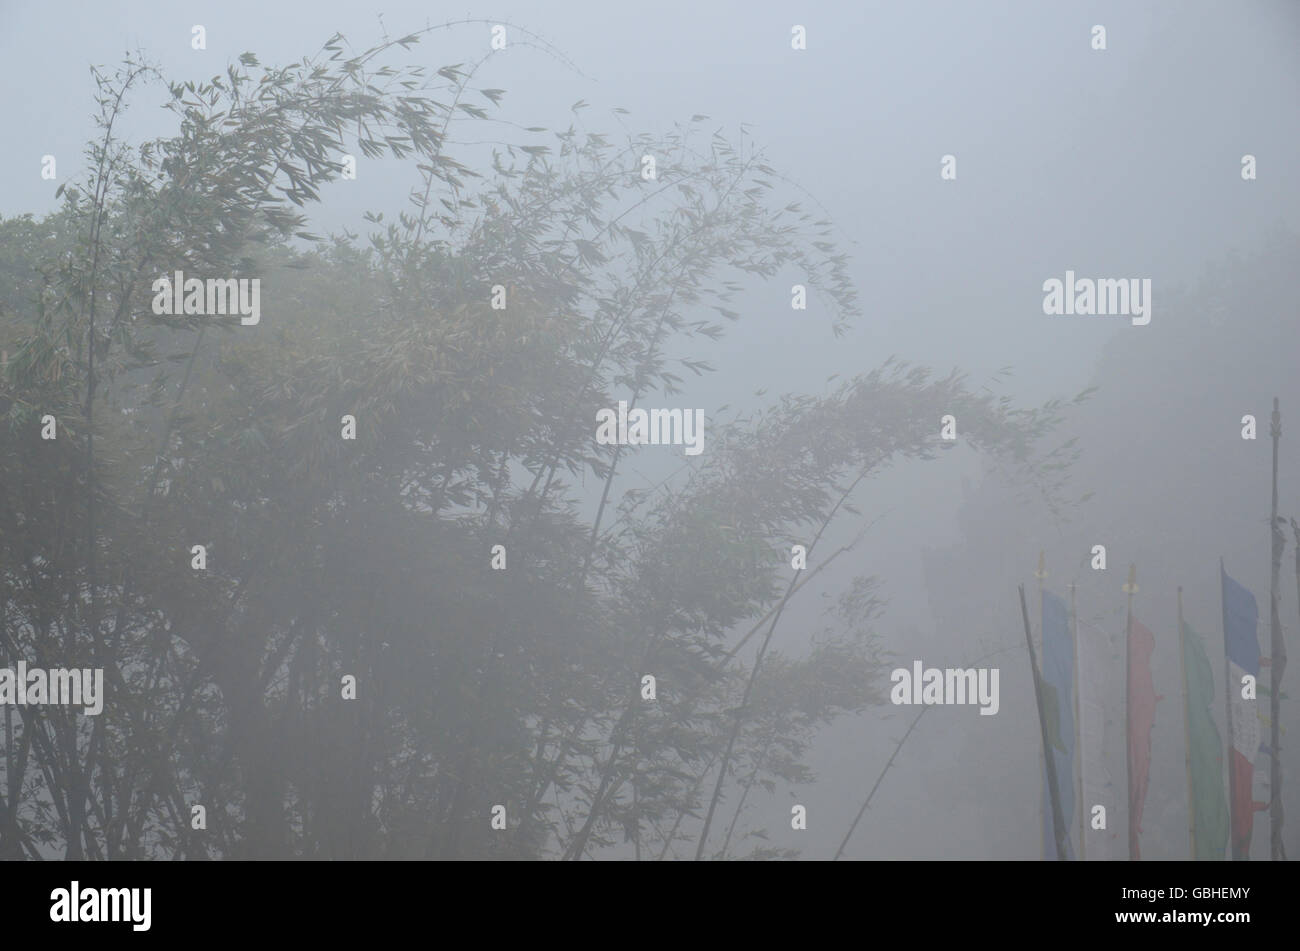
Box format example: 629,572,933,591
1022,584,1069,860
1283,513,1300,860
1035,552,1047,858
1070,581,1085,860
1178,586,1197,859
1268,397,1284,860
1221,558,1240,860
1124,564,1137,860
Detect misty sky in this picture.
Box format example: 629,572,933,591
2,0,1298,860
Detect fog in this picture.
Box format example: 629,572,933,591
1,0,1297,861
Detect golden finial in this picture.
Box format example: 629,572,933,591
1122,563,1138,595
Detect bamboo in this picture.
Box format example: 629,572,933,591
832,644,1020,861
1022,584,1069,860
833,706,929,861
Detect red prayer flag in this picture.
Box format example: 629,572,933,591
1127,617,1161,859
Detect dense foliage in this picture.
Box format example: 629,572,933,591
0,29,1079,859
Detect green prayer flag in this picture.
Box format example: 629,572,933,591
1183,620,1229,860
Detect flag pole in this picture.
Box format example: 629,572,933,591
1221,558,1239,860
1288,514,1300,859
1070,581,1085,860
1178,586,1196,859
1282,511,1300,862
1268,398,1285,860
1124,564,1138,860
1022,583,1070,861
1035,552,1047,859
